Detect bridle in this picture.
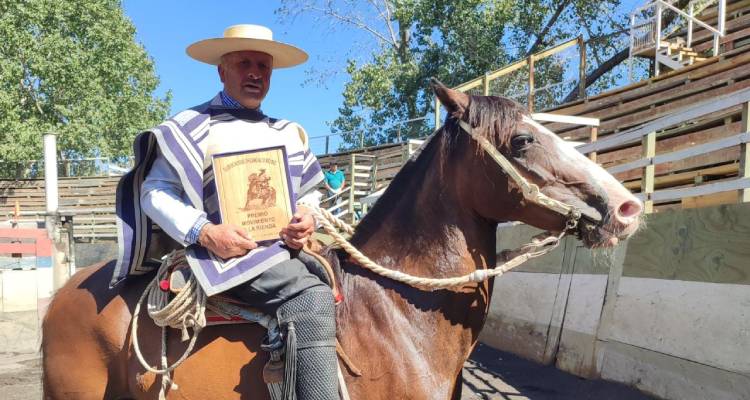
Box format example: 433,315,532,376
457,120,583,233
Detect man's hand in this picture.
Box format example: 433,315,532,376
198,223,257,259
280,208,315,250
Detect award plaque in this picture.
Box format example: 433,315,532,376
212,146,295,243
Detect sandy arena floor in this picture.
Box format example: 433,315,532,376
0,343,653,400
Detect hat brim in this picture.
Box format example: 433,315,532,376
186,38,308,68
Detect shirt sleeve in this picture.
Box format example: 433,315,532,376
141,148,207,246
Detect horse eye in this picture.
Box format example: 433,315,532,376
510,134,534,153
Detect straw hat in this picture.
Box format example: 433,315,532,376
186,24,308,68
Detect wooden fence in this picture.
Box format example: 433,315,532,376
435,36,586,127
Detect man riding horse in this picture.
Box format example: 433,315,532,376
114,24,338,400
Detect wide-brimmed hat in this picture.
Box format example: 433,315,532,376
186,24,308,68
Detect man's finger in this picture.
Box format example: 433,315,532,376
287,218,313,231
285,237,304,250
233,226,253,240
289,237,307,248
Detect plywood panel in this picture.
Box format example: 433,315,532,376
681,190,739,208
622,203,750,284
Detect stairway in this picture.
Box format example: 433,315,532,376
655,40,708,71
629,0,727,77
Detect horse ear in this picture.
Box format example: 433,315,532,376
430,78,469,120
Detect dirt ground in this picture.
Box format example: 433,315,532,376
0,352,41,400
0,344,653,400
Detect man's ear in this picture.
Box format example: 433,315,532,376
430,78,469,120
218,64,226,83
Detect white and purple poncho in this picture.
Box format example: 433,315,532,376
112,101,323,295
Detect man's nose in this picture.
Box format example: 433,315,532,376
246,67,263,79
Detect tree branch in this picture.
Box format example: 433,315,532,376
562,46,628,103
562,0,692,103
309,5,398,49
379,0,398,46
526,0,571,56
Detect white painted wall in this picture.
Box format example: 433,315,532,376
0,269,53,312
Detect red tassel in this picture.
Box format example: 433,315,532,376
334,292,344,304
159,279,170,292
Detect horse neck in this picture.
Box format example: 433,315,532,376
336,136,497,395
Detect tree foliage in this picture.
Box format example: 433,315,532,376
278,0,633,149
0,0,170,166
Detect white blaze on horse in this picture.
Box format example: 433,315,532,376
41,80,642,400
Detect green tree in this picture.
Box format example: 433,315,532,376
0,0,170,173
278,0,635,149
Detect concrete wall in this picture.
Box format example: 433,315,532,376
481,203,750,399
0,269,52,354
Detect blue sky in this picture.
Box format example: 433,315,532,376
122,0,367,154
121,1,645,154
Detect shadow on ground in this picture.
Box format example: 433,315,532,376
462,343,655,400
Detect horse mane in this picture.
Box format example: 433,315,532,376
463,94,524,153
352,94,524,241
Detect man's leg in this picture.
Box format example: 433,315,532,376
228,258,338,400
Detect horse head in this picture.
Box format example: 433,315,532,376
431,79,642,248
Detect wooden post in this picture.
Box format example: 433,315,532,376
642,131,656,213
483,73,490,96
349,154,356,224
527,55,535,112
325,135,330,155
589,126,598,162
578,36,586,100
740,101,750,203
434,97,441,129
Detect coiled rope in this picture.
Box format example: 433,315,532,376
131,251,206,400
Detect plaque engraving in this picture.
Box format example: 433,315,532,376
212,146,295,243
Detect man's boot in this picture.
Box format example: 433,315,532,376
276,288,338,400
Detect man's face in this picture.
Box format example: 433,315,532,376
218,51,272,109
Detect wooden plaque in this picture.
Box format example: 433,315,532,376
212,146,295,243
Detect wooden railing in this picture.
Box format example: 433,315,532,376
322,139,425,223
435,36,587,127
578,87,750,212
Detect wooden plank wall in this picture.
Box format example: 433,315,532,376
317,141,412,191
0,176,119,239
545,39,750,209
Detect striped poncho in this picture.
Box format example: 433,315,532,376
112,99,323,295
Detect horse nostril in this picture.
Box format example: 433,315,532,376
617,200,642,220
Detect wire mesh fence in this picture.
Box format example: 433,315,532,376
308,116,431,155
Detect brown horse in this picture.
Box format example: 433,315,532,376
42,81,642,399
